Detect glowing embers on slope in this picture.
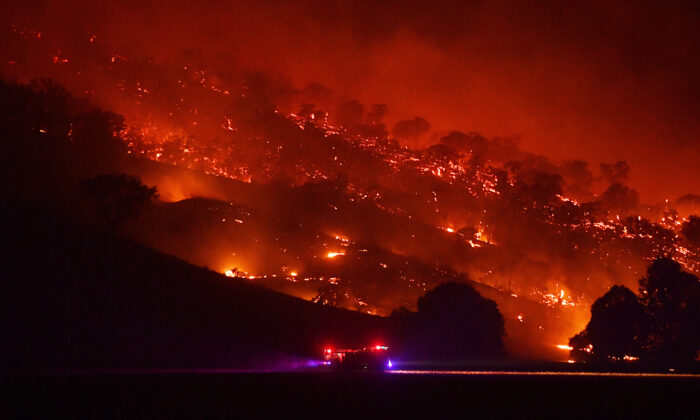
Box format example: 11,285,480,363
223,268,258,280
538,289,577,308
11,27,700,318
118,99,695,313
223,267,303,283
332,234,352,247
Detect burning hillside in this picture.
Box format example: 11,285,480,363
2,21,699,359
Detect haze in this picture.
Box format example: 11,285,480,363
4,0,698,201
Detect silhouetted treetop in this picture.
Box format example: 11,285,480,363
639,257,700,363
681,215,700,247
79,174,157,230
600,161,630,184
392,117,430,143
393,282,506,360
598,183,640,215
0,78,125,156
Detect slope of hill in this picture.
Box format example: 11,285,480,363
0,203,387,369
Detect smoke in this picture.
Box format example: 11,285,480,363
3,0,698,201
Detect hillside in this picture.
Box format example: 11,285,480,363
0,77,586,360
0,203,387,369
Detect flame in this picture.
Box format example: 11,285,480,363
556,344,574,351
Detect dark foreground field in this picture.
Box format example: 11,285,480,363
2,372,699,418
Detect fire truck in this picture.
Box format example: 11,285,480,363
322,345,393,371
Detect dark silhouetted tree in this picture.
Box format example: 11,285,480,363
392,117,430,148
366,104,388,125
562,160,594,201
505,163,563,206
598,183,639,215
639,257,700,364
393,282,505,360
571,258,699,365
334,100,365,128
600,161,630,184
0,78,128,179
680,215,700,247
569,285,648,360
79,174,157,231
440,132,489,169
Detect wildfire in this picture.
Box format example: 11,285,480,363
7,26,699,336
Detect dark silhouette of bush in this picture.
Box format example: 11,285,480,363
392,282,505,360
568,285,648,361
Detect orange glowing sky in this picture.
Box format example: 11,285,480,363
3,0,698,201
